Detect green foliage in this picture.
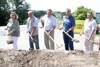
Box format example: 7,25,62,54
33,10,46,18
8,0,30,24
0,0,10,26
0,0,30,26
53,12,65,20
73,6,95,20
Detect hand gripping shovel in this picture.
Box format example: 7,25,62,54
63,30,80,43
29,34,38,43
85,36,100,45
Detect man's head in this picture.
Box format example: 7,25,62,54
28,11,34,18
65,8,71,16
47,9,52,17
87,12,93,20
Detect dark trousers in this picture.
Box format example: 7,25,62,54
63,32,74,50
29,35,39,49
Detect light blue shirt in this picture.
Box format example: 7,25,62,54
27,17,38,36
42,15,57,30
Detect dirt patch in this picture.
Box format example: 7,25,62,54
0,49,100,67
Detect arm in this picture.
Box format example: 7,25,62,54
48,17,57,34
5,19,10,30
30,27,36,36
8,20,19,35
88,29,96,39
49,26,56,34
7,30,15,35
67,26,75,33
30,19,38,36
88,22,97,40
67,17,76,33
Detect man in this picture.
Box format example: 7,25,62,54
27,11,39,50
60,8,76,50
40,9,57,49
80,12,97,51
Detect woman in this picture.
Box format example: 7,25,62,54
6,12,20,50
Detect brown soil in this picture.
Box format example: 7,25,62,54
0,49,100,67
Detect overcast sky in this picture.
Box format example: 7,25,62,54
26,0,100,12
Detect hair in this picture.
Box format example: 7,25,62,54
28,11,33,14
66,8,71,12
10,12,18,19
47,9,52,12
87,11,93,16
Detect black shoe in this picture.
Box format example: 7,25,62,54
99,48,100,50
29,48,34,50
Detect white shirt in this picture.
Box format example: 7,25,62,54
84,18,97,37
41,15,57,30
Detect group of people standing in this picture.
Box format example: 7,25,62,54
6,8,98,51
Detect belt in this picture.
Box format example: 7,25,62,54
45,30,50,32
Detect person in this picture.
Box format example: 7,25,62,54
6,12,20,50
99,37,100,50
80,12,97,51
40,9,57,49
27,11,39,50
60,8,76,50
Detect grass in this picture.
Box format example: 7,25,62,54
57,20,62,25
96,34,100,36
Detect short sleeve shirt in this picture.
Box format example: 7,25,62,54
62,15,75,32
7,19,20,37
84,18,97,36
27,17,38,36
41,15,57,30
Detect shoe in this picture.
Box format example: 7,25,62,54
29,48,34,50
99,48,100,50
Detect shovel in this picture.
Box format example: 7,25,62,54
84,36,100,45
29,34,37,43
44,30,63,49
63,30,80,43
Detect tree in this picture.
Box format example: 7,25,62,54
7,0,30,24
33,10,46,18
53,11,65,20
0,0,10,26
73,6,94,20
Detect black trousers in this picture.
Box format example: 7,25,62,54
63,32,74,50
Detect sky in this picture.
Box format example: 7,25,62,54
25,0,100,12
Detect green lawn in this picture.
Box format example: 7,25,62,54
58,20,62,25
96,34,100,36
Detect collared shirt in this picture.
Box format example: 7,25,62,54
41,15,57,30
84,18,97,37
7,19,20,37
62,15,75,32
27,17,38,36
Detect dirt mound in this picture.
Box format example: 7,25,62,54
0,49,100,67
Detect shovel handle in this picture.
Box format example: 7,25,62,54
44,30,62,49
85,36,100,45
63,30,79,43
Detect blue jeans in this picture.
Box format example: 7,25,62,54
29,35,39,49
63,32,74,50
